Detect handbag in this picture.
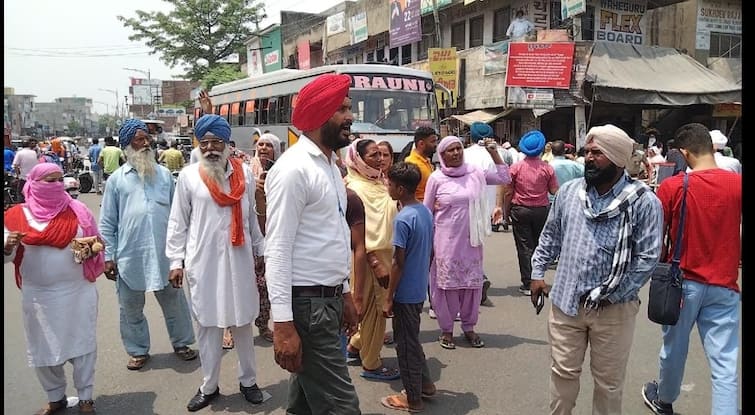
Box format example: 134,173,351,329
648,173,688,325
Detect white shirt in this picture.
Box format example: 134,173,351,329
189,147,201,164
13,148,39,178
506,17,534,40
264,135,352,322
714,152,742,174
165,161,265,328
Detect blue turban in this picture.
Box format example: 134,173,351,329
194,114,232,143
519,130,546,157
118,119,148,149
470,122,493,141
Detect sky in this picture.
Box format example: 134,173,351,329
4,0,341,114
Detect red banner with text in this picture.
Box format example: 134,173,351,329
505,42,575,89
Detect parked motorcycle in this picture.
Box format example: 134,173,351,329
63,173,81,199
68,156,93,194
4,171,23,210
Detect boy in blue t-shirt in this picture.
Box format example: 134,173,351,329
380,162,436,413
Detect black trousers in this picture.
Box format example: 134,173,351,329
392,302,432,403
511,204,550,286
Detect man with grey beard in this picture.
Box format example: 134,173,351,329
166,114,267,412
99,119,198,372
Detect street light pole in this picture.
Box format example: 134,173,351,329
123,67,155,117
98,88,119,121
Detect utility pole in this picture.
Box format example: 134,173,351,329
432,0,442,47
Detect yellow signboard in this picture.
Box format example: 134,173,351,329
428,47,458,109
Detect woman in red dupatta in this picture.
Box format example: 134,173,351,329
4,162,104,414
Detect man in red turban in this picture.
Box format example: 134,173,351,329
265,73,362,414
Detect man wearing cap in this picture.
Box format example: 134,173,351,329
708,129,741,173
99,119,197,372
529,124,663,414
265,73,361,414
166,114,267,412
503,130,559,295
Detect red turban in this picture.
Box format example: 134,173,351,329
292,73,351,132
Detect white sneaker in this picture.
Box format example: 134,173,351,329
428,309,437,319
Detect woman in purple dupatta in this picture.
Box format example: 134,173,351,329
423,136,510,349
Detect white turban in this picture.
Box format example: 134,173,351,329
257,133,282,160
709,130,728,150
585,124,634,168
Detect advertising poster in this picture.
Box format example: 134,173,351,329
505,42,575,89
561,0,586,19
483,40,510,76
596,0,647,45
390,0,421,48
428,47,458,109
351,12,368,44
695,0,741,49
327,12,347,36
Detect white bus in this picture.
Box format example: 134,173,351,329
195,64,451,156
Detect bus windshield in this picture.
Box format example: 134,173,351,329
349,90,437,133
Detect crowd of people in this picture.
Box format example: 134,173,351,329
3,72,741,415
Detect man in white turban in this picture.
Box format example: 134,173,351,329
709,130,741,174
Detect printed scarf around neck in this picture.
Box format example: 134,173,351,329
199,157,246,246
5,205,78,288
577,178,648,308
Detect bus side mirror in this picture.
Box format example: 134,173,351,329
434,83,453,108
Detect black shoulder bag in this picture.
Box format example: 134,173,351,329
648,173,688,326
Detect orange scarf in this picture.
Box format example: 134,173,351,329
5,205,79,288
199,157,246,246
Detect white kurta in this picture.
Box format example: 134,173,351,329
3,208,98,367
165,162,265,328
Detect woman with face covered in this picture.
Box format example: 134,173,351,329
423,135,511,350
4,163,105,414
343,138,401,381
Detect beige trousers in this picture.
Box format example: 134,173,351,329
548,300,639,415
349,249,390,371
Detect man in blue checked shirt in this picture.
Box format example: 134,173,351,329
530,124,663,415
99,119,197,371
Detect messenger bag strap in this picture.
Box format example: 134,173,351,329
670,173,688,264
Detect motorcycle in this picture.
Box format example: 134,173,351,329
63,173,80,199
68,155,93,194
4,171,23,210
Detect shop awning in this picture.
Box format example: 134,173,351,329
585,42,741,106
450,108,516,125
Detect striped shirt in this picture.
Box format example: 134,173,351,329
509,157,558,207
531,173,663,316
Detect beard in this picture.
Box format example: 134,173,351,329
584,161,620,188
125,146,156,181
199,146,232,184
321,119,352,151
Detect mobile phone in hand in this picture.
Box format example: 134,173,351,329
535,290,549,315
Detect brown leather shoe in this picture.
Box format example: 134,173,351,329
78,399,96,413
35,396,67,415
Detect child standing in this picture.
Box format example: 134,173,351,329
381,162,437,413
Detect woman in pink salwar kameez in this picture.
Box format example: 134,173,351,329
423,136,511,349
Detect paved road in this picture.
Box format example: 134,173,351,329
4,193,741,414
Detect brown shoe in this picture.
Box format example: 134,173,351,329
174,346,198,361
126,354,150,370
35,396,67,415
78,399,96,413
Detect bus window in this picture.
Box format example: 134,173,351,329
244,100,256,126
231,102,242,126
349,90,437,132
219,104,229,121
268,97,278,124
258,98,268,125
278,95,291,123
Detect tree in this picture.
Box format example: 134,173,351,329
118,0,265,81
202,65,247,90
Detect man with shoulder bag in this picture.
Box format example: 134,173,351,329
641,123,741,415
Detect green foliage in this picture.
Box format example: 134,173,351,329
202,65,247,90
66,119,82,136
97,115,120,136
118,0,265,81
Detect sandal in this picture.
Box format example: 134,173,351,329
259,327,274,343
223,329,235,350
360,365,401,381
35,396,67,415
126,354,150,370
174,346,198,361
78,399,96,413
438,335,456,350
401,385,436,399
381,394,424,413
464,332,485,348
